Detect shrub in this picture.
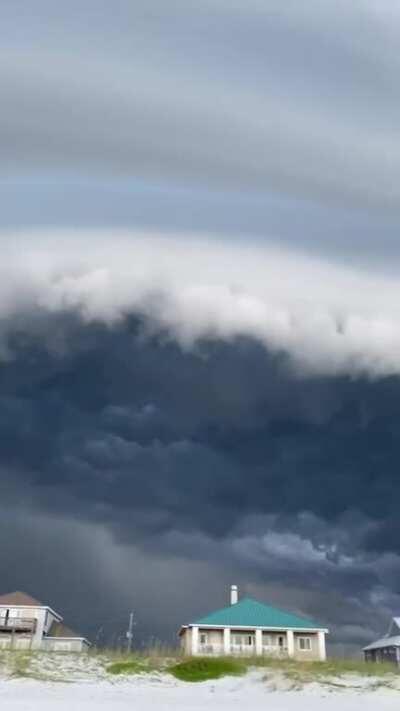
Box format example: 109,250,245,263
170,657,246,682
106,660,147,675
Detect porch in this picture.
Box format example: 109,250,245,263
194,627,291,656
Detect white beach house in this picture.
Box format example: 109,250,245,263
0,591,90,652
179,585,328,661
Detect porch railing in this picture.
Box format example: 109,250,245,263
0,618,36,631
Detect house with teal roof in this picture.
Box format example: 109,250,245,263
179,586,328,660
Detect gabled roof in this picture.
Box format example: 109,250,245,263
193,597,326,630
364,635,400,651
363,617,400,651
387,617,400,637
0,591,44,607
0,591,62,620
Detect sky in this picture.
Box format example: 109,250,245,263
1,1,400,655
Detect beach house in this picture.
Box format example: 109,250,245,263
363,617,400,666
0,591,90,652
179,585,328,660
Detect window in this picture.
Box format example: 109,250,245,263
233,634,253,646
298,637,312,651
199,633,208,645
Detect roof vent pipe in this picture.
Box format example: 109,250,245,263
230,585,238,605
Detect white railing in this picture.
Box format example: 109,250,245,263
197,641,289,657
198,643,224,655
230,644,256,656
0,617,36,631
262,644,288,657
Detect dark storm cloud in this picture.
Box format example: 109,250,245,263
1,312,399,549
0,508,237,647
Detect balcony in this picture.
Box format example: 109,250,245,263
0,618,36,632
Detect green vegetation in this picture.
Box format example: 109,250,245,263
168,654,397,685
103,645,180,675
170,656,246,682
304,658,396,678
106,659,148,675
249,655,396,677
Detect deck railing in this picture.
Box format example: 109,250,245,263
0,617,36,631
197,641,289,656
198,643,224,655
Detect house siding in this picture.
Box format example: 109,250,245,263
42,638,90,652
0,636,32,650
181,628,192,655
293,632,320,661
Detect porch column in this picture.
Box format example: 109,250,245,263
317,631,326,661
223,628,231,655
191,626,199,656
32,610,45,650
255,629,263,656
287,630,294,657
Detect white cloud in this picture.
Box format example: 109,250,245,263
2,229,400,377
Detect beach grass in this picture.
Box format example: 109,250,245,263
170,656,247,682
106,659,148,675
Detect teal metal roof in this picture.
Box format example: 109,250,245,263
193,597,325,630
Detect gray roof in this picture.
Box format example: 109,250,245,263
363,616,400,651
363,635,400,651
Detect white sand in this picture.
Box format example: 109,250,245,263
1,672,400,711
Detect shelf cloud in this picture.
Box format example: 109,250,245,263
2,230,400,377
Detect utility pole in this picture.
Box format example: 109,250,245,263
126,612,134,653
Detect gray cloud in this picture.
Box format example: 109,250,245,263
2,2,400,210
